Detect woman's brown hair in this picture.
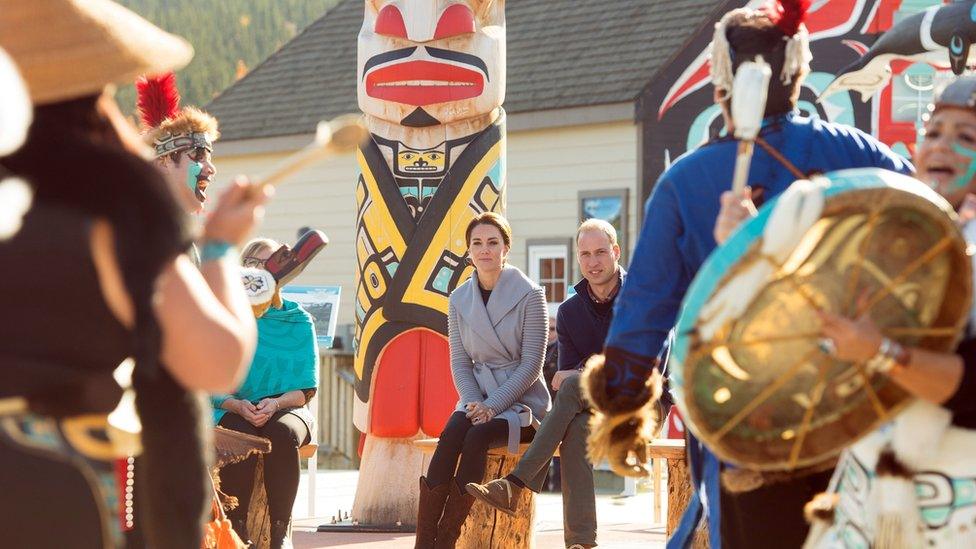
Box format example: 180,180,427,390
465,211,512,247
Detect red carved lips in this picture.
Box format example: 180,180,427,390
365,60,484,106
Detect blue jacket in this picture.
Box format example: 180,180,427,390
556,270,626,372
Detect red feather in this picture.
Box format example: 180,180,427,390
763,0,810,37
136,72,181,130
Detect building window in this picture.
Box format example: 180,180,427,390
527,241,571,314
579,188,629,265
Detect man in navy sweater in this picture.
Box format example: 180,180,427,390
466,219,625,549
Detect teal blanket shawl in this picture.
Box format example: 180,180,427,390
212,299,319,423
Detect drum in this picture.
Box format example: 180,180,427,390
669,168,972,471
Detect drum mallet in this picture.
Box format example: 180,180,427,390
254,113,370,189
730,57,772,216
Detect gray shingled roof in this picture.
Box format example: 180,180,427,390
208,0,720,142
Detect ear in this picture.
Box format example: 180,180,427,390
613,244,621,260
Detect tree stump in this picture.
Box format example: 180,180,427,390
648,439,709,549
457,451,535,549
414,439,536,549
245,457,272,549
352,436,427,527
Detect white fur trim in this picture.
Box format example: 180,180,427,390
869,475,923,549
0,178,32,241
892,400,952,470
0,47,31,156
709,8,812,93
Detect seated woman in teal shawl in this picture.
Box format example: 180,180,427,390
213,237,319,548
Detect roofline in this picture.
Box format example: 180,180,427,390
633,0,736,116
215,101,635,156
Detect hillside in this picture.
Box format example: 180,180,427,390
115,0,341,117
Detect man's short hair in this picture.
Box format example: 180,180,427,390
576,218,618,247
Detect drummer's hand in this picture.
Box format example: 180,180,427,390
819,311,883,363
714,186,755,245
202,176,274,246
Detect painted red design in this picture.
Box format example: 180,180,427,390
434,3,476,40
365,60,484,105
375,4,409,39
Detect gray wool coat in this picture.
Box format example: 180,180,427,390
448,265,552,453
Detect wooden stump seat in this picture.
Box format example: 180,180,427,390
213,436,318,549
647,439,708,548
414,438,547,549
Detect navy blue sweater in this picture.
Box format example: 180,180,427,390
556,271,626,372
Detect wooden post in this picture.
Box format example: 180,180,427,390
648,439,709,548
352,436,426,527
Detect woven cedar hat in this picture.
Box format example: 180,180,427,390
0,0,193,105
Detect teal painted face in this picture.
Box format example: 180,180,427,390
949,142,976,192
186,161,203,192
917,109,976,206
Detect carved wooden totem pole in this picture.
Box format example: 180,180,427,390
352,0,506,526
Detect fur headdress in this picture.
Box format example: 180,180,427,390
136,72,219,158
710,0,812,97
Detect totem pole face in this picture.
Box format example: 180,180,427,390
358,0,505,127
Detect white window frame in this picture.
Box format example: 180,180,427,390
527,240,571,317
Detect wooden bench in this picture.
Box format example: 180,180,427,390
414,438,544,549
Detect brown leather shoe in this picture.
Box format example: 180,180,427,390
433,481,475,549
465,478,521,516
415,477,449,549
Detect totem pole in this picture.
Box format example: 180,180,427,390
352,0,506,525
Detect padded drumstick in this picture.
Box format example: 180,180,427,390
731,58,771,214
257,114,370,188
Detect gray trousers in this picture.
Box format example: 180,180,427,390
511,374,596,547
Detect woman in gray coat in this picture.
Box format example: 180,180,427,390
415,212,550,549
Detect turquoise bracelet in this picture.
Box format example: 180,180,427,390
199,239,237,263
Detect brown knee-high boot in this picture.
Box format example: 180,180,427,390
433,481,475,549
415,476,450,548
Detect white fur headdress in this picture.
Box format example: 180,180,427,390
709,1,813,98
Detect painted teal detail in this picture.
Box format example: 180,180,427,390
971,2,976,22
433,266,453,293
487,158,503,191
950,142,976,191
186,161,203,192
802,72,856,127
951,36,964,56
356,302,366,322
687,104,724,151
892,142,912,159
386,261,399,276
400,187,420,198
421,186,437,199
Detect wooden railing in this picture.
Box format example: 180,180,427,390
315,350,360,469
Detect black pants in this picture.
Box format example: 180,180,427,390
426,411,534,490
719,468,833,549
218,411,310,528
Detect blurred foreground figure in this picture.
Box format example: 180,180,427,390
0,0,269,547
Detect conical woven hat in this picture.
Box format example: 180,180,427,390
0,0,193,105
